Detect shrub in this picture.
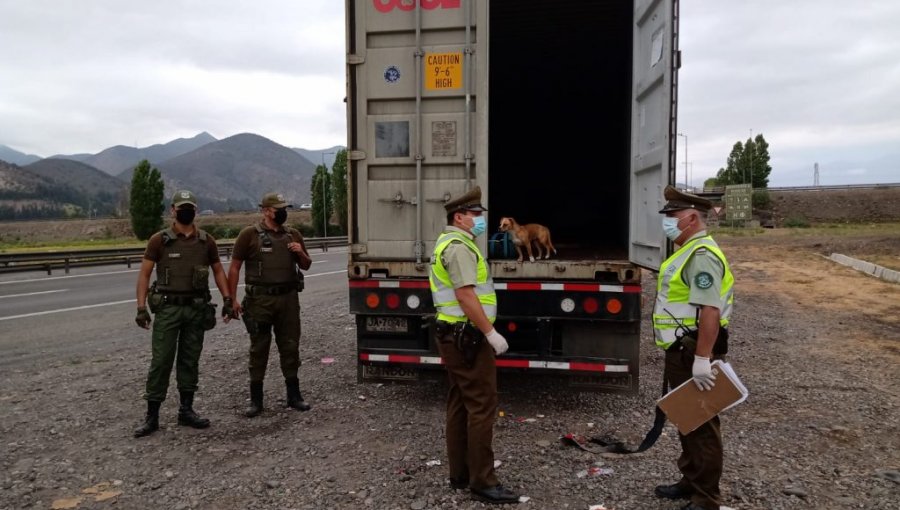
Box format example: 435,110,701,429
752,190,771,209
203,224,242,239
783,217,810,228
293,223,316,238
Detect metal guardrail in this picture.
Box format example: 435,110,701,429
702,183,900,193
0,236,348,275
765,183,900,192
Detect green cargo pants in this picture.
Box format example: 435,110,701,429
242,292,301,382
144,303,206,402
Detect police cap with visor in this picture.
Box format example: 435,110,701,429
260,192,292,209
444,186,488,214
658,185,711,213
171,190,197,208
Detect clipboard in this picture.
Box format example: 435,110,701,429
657,360,749,435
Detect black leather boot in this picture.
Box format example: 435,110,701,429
244,381,264,418
134,400,161,438
284,377,311,411
177,391,210,428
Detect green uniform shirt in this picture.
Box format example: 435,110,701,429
440,226,478,289
142,224,220,263
232,222,287,261
681,230,726,309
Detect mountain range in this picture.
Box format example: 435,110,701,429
0,134,345,219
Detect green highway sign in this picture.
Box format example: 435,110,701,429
725,184,753,221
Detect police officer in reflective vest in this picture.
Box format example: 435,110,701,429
429,186,518,505
653,186,734,510
134,190,235,438
227,192,312,417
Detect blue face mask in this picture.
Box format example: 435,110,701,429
470,215,487,237
662,216,682,241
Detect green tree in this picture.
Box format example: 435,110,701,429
310,165,332,237
714,133,772,188
330,149,349,234
129,160,165,240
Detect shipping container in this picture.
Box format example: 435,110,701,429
345,0,678,393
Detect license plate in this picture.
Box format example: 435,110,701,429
362,364,418,381
365,316,408,333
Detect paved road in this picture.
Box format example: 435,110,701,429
0,249,348,368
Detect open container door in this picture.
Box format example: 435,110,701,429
629,0,678,271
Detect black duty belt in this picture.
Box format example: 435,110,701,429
160,294,204,306
246,284,294,296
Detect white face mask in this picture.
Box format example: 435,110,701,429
662,216,682,241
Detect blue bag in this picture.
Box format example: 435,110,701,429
488,231,516,259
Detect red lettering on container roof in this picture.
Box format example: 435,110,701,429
373,0,460,13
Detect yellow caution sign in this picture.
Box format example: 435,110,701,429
425,52,462,90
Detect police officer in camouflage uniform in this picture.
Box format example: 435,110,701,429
227,192,312,417
429,186,518,505
134,190,235,438
653,186,735,510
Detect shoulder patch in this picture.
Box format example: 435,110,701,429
694,271,715,290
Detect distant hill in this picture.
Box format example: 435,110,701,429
0,160,106,219
55,132,217,175
1,134,342,218
143,133,318,211
24,158,128,209
0,145,42,166
293,146,344,170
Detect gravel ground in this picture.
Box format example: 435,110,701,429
2,233,899,510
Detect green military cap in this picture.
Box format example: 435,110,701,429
444,185,487,213
658,185,711,213
171,190,197,207
260,192,292,208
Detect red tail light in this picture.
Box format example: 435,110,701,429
606,298,622,314
386,293,401,309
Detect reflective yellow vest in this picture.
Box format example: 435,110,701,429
429,231,497,324
652,235,734,349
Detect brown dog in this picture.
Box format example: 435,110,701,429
498,217,557,262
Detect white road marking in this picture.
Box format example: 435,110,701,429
0,289,68,299
0,299,136,321
0,269,138,285
0,269,347,321
305,270,347,277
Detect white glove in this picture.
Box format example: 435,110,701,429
485,329,509,355
691,355,716,391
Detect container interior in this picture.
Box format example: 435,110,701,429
488,0,633,261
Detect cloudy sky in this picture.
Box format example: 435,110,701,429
1,1,898,186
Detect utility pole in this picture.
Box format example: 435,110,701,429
748,128,754,186
689,162,693,191
321,151,335,237
677,133,688,189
